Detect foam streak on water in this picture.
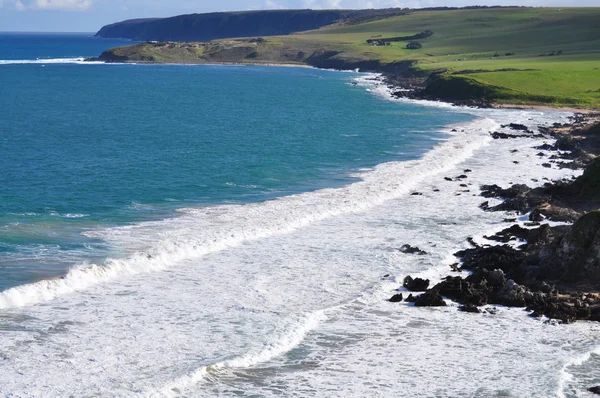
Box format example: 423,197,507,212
0,58,105,65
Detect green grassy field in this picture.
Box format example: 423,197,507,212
99,7,600,108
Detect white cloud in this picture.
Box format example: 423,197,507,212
6,0,94,10
265,0,284,8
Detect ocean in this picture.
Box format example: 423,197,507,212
0,32,598,397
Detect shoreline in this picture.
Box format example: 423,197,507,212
3,48,600,395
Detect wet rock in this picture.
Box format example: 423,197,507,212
389,293,403,303
485,224,530,243
542,163,552,168
536,143,555,151
456,174,468,179
433,276,488,306
444,177,453,181
494,279,528,307
413,290,446,307
411,192,423,196
588,386,600,395
405,293,416,303
492,132,520,139
480,184,530,199
403,276,430,291
455,245,527,280
536,205,581,222
459,304,481,313
399,244,427,255
529,208,545,222
481,184,503,197
502,123,530,131
489,197,529,213
555,136,581,152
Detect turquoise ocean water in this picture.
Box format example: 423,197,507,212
0,32,471,291
1,32,599,398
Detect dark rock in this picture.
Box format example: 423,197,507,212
536,205,581,222
481,184,503,198
494,279,528,307
542,163,552,168
399,244,427,255
433,276,488,306
529,208,544,222
455,245,527,281
405,293,416,302
481,184,530,199
464,169,472,173
456,174,468,179
403,276,430,291
449,263,461,272
485,224,529,243
414,290,446,307
489,197,529,213
444,177,453,181
459,304,481,313
588,386,600,395
389,293,403,302
555,136,581,152
502,123,529,131
536,143,555,151
492,132,520,139
411,192,423,196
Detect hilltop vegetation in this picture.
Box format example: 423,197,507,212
96,7,600,109
95,9,409,42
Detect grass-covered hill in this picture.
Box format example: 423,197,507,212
94,9,408,42
96,7,600,109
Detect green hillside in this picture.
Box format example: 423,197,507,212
97,7,600,109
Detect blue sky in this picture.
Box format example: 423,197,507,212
0,0,597,32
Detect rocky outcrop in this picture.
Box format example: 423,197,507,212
403,276,430,291
399,244,428,255
413,290,446,307
391,117,600,322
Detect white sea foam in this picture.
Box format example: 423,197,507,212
0,115,499,310
148,310,326,397
0,58,104,65
1,72,596,397
557,345,600,398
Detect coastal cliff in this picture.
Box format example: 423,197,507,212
94,9,408,42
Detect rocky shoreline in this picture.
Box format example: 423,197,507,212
389,112,600,326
